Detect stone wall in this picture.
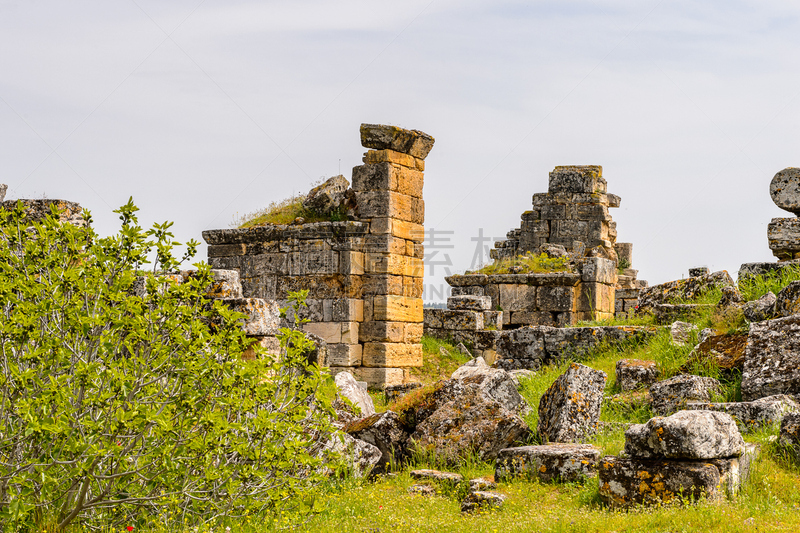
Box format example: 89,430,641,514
203,124,434,388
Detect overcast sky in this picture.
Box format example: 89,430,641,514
2,0,799,301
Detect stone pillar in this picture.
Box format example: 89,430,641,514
352,124,434,386
768,168,800,261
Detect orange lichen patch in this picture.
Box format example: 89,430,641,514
539,465,547,473
637,470,652,480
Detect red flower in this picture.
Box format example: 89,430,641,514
126,527,134,532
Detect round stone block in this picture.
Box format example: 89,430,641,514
770,168,800,215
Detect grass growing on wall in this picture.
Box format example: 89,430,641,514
474,253,572,275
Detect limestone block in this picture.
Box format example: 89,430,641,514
346,411,409,473
689,266,710,277
356,190,424,224
548,165,606,194
637,270,734,310
368,217,424,241
607,194,621,208
339,251,365,275
352,162,424,198
200,269,243,298
538,363,606,443
581,257,617,284
741,315,800,401
438,310,484,330
364,148,425,171
551,219,589,241
780,412,800,460
221,298,280,336
360,123,435,160
352,366,407,388
509,310,557,327
575,204,610,221
450,286,485,297
521,209,541,221
687,395,800,433
303,174,350,214
768,217,800,260
362,274,404,296
447,295,492,311
373,295,423,322
615,359,659,391
537,285,576,312
207,243,247,258
335,371,376,418
499,283,537,311
770,167,800,215
461,491,506,513
360,321,412,343
303,322,343,344
743,291,776,322
598,452,754,508
242,335,281,360
624,410,744,460
238,253,289,278
483,310,503,329
649,374,722,416
670,320,697,346
495,444,602,483
362,342,423,367
776,281,800,317
326,343,363,367
541,204,566,220
495,327,547,370
365,253,423,277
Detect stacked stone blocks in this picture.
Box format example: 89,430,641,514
203,124,434,387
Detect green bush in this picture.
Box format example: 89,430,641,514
0,200,335,531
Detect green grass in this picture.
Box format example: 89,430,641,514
233,193,348,228
739,264,800,301
473,253,572,275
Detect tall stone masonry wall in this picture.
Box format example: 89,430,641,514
203,124,434,388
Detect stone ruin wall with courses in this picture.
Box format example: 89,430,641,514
424,166,649,348
203,124,434,388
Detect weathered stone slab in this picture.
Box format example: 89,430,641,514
649,374,722,416
624,410,744,460
770,167,800,215
461,491,506,513
598,448,757,508
410,469,463,484
538,363,606,443
352,162,424,198
202,221,369,246
548,165,606,194
768,218,800,260
362,342,422,367
742,315,800,400
335,371,376,417
615,359,659,391
779,412,800,460
738,260,800,282
360,123,435,160
322,431,381,478
447,294,492,311
687,395,799,433
495,443,601,483
681,333,747,378
220,298,280,336
303,174,350,214
775,281,800,317
637,271,734,310
743,291,777,322
670,321,697,346
346,411,409,473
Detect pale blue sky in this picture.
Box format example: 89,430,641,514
2,0,800,300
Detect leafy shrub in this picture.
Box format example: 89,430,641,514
0,200,335,531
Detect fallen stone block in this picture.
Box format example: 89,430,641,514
649,374,722,416
461,491,506,513
779,412,800,460
770,167,800,215
410,469,464,484
335,371,376,418
303,174,350,215
321,431,382,478
638,270,734,310
615,359,659,391
768,218,800,260
775,281,800,317
670,321,697,346
624,410,744,460
681,333,747,379
687,395,799,433
598,444,758,508
741,315,800,401
494,443,601,483
345,411,409,473
408,484,436,496
469,477,497,491
743,291,776,322
538,363,606,443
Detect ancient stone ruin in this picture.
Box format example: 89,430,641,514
424,165,648,348
203,124,434,387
